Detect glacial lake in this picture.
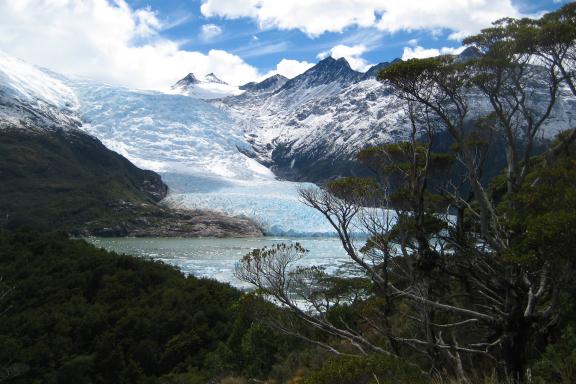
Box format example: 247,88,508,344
86,237,354,287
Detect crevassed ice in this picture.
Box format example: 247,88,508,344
67,78,334,235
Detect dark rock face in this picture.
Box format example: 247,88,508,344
140,176,168,202
172,73,201,88
0,125,262,237
240,74,289,93
279,57,362,92
457,46,482,62
79,202,263,238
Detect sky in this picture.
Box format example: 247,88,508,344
0,0,570,90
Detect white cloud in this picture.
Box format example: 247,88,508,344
233,41,289,58
0,0,260,90
407,38,419,46
318,44,371,72
201,0,378,37
401,45,466,60
264,59,314,79
201,24,223,40
201,0,527,39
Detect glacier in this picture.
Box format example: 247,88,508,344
0,50,334,235
64,77,334,235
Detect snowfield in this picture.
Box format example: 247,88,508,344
65,78,333,235
0,50,334,235
0,51,81,128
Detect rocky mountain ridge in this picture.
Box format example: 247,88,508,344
210,52,576,182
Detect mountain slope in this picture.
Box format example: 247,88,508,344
0,126,167,231
0,53,168,233
0,52,262,237
239,74,288,93
213,55,576,183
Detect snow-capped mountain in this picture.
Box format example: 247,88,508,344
239,74,288,94
204,73,227,84
170,72,244,99
212,53,576,182
0,50,81,130
0,50,332,235
209,57,406,181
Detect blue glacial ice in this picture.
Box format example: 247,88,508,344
67,78,335,235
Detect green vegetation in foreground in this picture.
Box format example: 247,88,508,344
233,3,576,383
0,232,462,384
0,232,306,383
0,127,166,233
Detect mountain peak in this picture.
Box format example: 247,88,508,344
240,74,288,93
457,46,482,62
183,73,200,83
361,61,393,81
279,56,361,91
205,73,227,85
172,73,200,89
316,56,351,69
318,56,336,63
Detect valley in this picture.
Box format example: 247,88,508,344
1,2,575,383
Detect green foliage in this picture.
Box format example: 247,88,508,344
0,232,300,383
302,354,427,384
378,57,446,83
501,137,576,265
533,326,576,384
0,128,165,233
516,3,576,53
327,177,381,201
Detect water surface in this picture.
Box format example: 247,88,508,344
87,237,351,287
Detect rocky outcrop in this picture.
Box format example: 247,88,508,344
0,126,262,238
78,201,263,238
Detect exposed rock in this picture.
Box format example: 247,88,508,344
77,205,263,238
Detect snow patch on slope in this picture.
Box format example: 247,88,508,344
0,51,78,109
0,50,80,128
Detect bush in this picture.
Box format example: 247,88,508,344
302,354,427,384
533,326,576,384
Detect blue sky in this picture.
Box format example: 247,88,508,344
0,0,570,90
133,0,569,75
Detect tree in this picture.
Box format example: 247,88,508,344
236,4,576,383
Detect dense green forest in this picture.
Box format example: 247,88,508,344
0,232,318,383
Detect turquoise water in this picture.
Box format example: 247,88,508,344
86,237,352,287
